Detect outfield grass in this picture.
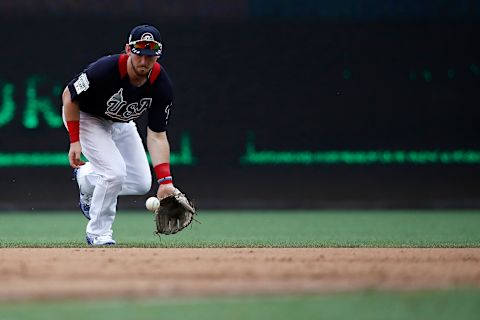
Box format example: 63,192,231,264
0,289,479,320
0,210,479,247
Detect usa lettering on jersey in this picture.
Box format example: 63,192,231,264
73,73,90,94
105,88,152,121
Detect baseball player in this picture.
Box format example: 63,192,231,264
62,25,177,245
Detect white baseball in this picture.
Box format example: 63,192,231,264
145,196,160,212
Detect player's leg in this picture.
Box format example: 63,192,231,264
113,121,152,196
63,106,98,219
78,112,127,241
74,161,97,196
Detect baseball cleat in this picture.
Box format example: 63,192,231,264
86,234,116,246
73,168,91,220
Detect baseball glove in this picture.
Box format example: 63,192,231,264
155,189,196,235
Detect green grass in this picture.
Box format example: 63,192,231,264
0,210,479,247
0,289,479,320
1,210,479,320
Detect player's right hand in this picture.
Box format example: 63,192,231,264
68,141,85,168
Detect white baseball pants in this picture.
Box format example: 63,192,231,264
65,110,151,237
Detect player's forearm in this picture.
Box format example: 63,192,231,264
62,87,81,144
147,128,173,185
146,128,171,165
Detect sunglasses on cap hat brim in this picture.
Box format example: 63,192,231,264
129,40,162,56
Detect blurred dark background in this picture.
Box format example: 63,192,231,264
0,0,479,210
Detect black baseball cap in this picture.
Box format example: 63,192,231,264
128,24,163,56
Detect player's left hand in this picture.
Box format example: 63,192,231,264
157,183,176,200
154,188,196,235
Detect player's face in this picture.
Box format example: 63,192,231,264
130,53,158,76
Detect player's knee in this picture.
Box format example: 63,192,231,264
131,175,151,195
137,179,152,195
103,165,127,186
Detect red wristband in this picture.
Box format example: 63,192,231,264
154,163,173,185
66,121,80,143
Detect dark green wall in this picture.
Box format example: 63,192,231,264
0,17,479,209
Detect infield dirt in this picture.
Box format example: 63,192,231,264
0,248,479,301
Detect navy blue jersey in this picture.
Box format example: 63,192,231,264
67,54,173,132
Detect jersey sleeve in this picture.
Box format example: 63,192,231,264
147,70,174,132
67,55,117,103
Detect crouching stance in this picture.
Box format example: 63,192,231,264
62,25,177,245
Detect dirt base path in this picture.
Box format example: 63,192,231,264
0,248,479,301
